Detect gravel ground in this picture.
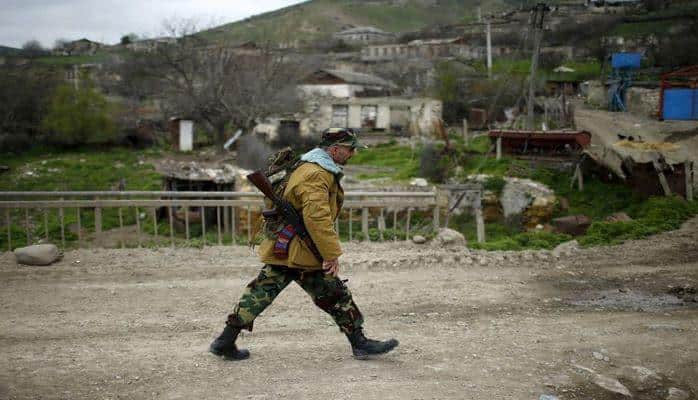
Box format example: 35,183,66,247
1,219,697,400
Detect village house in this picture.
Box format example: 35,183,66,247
52,38,103,56
360,37,514,62
333,26,396,45
126,37,177,52
255,69,442,139
298,69,397,98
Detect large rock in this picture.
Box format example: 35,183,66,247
666,387,690,400
13,244,62,266
553,215,592,236
433,228,467,247
552,240,580,258
499,177,557,228
592,374,632,397
524,195,557,229
606,212,632,223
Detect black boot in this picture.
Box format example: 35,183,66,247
346,328,399,359
209,324,250,360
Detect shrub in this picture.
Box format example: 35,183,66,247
42,83,118,146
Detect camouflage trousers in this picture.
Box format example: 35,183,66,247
227,264,364,334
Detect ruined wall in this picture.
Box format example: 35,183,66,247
297,96,442,137
626,87,660,119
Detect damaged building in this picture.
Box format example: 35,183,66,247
256,69,443,140
584,140,694,200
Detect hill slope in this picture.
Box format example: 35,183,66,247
202,0,505,45
0,45,22,56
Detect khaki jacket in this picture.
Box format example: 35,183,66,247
257,162,344,269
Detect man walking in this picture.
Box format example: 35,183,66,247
210,128,399,360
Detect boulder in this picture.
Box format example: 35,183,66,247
524,195,557,228
433,228,467,247
592,374,632,397
552,215,592,236
666,387,690,400
410,178,428,187
552,240,580,258
412,235,427,244
606,212,632,223
500,177,555,218
13,244,62,266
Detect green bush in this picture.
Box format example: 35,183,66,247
42,83,118,146
581,197,698,246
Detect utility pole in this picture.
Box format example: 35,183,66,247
486,18,492,79
526,3,550,130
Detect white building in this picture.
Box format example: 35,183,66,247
333,26,396,45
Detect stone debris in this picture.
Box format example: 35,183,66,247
606,212,633,222
552,240,580,258
412,235,427,244
13,244,63,266
592,374,632,397
433,228,466,248
666,387,690,400
409,178,428,187
621,366,662,391
553,215,592,236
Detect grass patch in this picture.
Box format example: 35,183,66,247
350,142,420,181
581,197,698,246
0,146,162,191
34,53,110,65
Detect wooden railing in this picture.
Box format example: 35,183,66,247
0,191,440,250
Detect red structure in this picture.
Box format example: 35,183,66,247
659,65,698,120
488,129,592,156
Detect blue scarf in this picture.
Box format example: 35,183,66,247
300,148,343,179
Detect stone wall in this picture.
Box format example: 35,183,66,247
626,87,660,119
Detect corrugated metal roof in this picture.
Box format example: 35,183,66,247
309,69,396,88
336,26,392,35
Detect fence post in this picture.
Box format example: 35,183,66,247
378,208,385,241
94,196,102,234
231,207,237,245
5,208,10,251
118,208,124,248
348,208,353,241
44,210,49,241
686,162,694,201
152,208,158,242
406,208,412,239
77,208,82,247
59,198,65,248
135,207,141,248
168,206,175,248
25,208,31,245
201,206,206,247
475,192,486,243
217,206,222,246
496,137,502,160
361,207,369,241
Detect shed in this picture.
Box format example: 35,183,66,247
659,65,698,121
169,117,194,151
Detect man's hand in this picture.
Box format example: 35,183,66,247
322,258,340,277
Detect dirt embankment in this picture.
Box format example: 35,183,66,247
1,219,697,399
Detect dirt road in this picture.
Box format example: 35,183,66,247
2,219,697,399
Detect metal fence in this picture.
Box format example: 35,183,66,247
0,191,440,250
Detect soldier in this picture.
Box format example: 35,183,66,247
209,128,399,360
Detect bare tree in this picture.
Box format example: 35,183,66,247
121,19,306,146
21,40,48,57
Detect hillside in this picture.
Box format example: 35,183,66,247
201,0,508,46
0,45,22,56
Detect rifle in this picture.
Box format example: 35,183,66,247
246,171,324,263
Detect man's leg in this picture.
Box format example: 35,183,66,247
210,264,296,360
296,271,398,358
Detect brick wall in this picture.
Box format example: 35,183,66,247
626,87,660,119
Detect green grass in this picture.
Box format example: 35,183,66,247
350,142,420,181
0,146,162,191
34,53,110,65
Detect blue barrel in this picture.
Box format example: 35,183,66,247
611,53,641,69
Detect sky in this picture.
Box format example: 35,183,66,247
0,0,306,49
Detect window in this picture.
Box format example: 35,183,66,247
361,105,378,129
331,105,349,127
